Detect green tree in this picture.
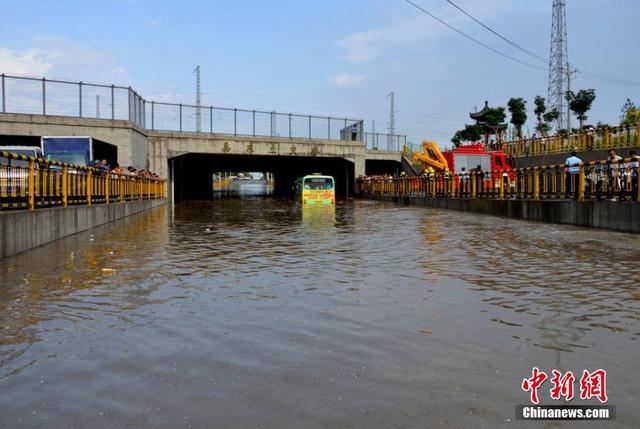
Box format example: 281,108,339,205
536,122,550,136
543,109,559,123
565,89,596,129
534,96,546,122
483,106,506,141
533,96,555,136
620,98,640,126
507,98,527,138
451,124,482,147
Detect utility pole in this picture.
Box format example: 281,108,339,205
96,95,100,119
195,65,201,132
547,0,569,132
372,119,376,149
388,91,395,151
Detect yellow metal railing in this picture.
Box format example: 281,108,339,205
357,158,639,202
0,151,166,210
503,123,640,157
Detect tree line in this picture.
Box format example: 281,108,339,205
450,89,640,146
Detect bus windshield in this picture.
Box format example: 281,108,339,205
304,177,333,190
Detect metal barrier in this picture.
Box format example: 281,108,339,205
0,74,407,145
363,132,407,151
0,151,165,210
357,158,639,202
503,124,640,157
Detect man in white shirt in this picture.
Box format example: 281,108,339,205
607,150,623,200
564,151,582,199
624,150,639,201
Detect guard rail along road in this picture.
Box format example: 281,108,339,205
0,151,165,211
357,158,639,202
503,123,639,157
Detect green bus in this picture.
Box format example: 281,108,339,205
294,174,335,205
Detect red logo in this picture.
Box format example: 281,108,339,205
579,369,608,403
550,370,575,401
522,367,548,404
521,368,607,404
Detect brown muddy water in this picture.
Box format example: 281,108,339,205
0,199,638,428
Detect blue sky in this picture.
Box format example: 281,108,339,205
1,0,639,147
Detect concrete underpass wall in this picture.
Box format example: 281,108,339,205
0,199,167,258
364,195,640,233
0,114,149,168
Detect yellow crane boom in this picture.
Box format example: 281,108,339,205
412,141,449,173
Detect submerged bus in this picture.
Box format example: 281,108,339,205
294,174,335,205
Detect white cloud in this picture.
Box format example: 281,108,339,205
0,35,129,84
335,0,509,63
330,72,365,87
0,48,52,76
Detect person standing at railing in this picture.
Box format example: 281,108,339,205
606,150,623,201
459,167,470,197
623,150,639,201
472,165,483,197
564,151,582,199
351,124,358,141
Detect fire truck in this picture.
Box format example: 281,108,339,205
412,141,515,188
414,141,513,172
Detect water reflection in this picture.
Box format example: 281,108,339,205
302,205,336,230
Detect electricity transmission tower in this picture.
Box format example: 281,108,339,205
195,65,201,132
388,91,395,150
547,0,569,132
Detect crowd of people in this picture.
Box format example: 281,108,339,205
564,149,639,201
90,159,160,180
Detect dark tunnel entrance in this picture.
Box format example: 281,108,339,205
170,153,355,201
365,159,402,176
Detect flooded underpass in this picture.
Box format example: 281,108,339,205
1,199,639,428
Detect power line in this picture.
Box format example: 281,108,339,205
573,69,640,87
444,0,547,64
361,93,392,115
443,0,640,88
403,0,547,71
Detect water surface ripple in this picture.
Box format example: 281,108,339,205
0,199,638,428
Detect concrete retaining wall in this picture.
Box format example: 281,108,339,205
365,195,640,233
0,199,167,258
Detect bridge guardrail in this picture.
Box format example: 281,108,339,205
0,74,407,146
0,151,165,210
503,124,640,157
357,158,639,202
363,132,407,151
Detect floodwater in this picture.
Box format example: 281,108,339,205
0,199,638,428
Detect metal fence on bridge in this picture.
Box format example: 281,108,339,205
0,74,406,146
362,132,407,152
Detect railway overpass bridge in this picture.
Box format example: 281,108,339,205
0,113,407,199
0,74,408,199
